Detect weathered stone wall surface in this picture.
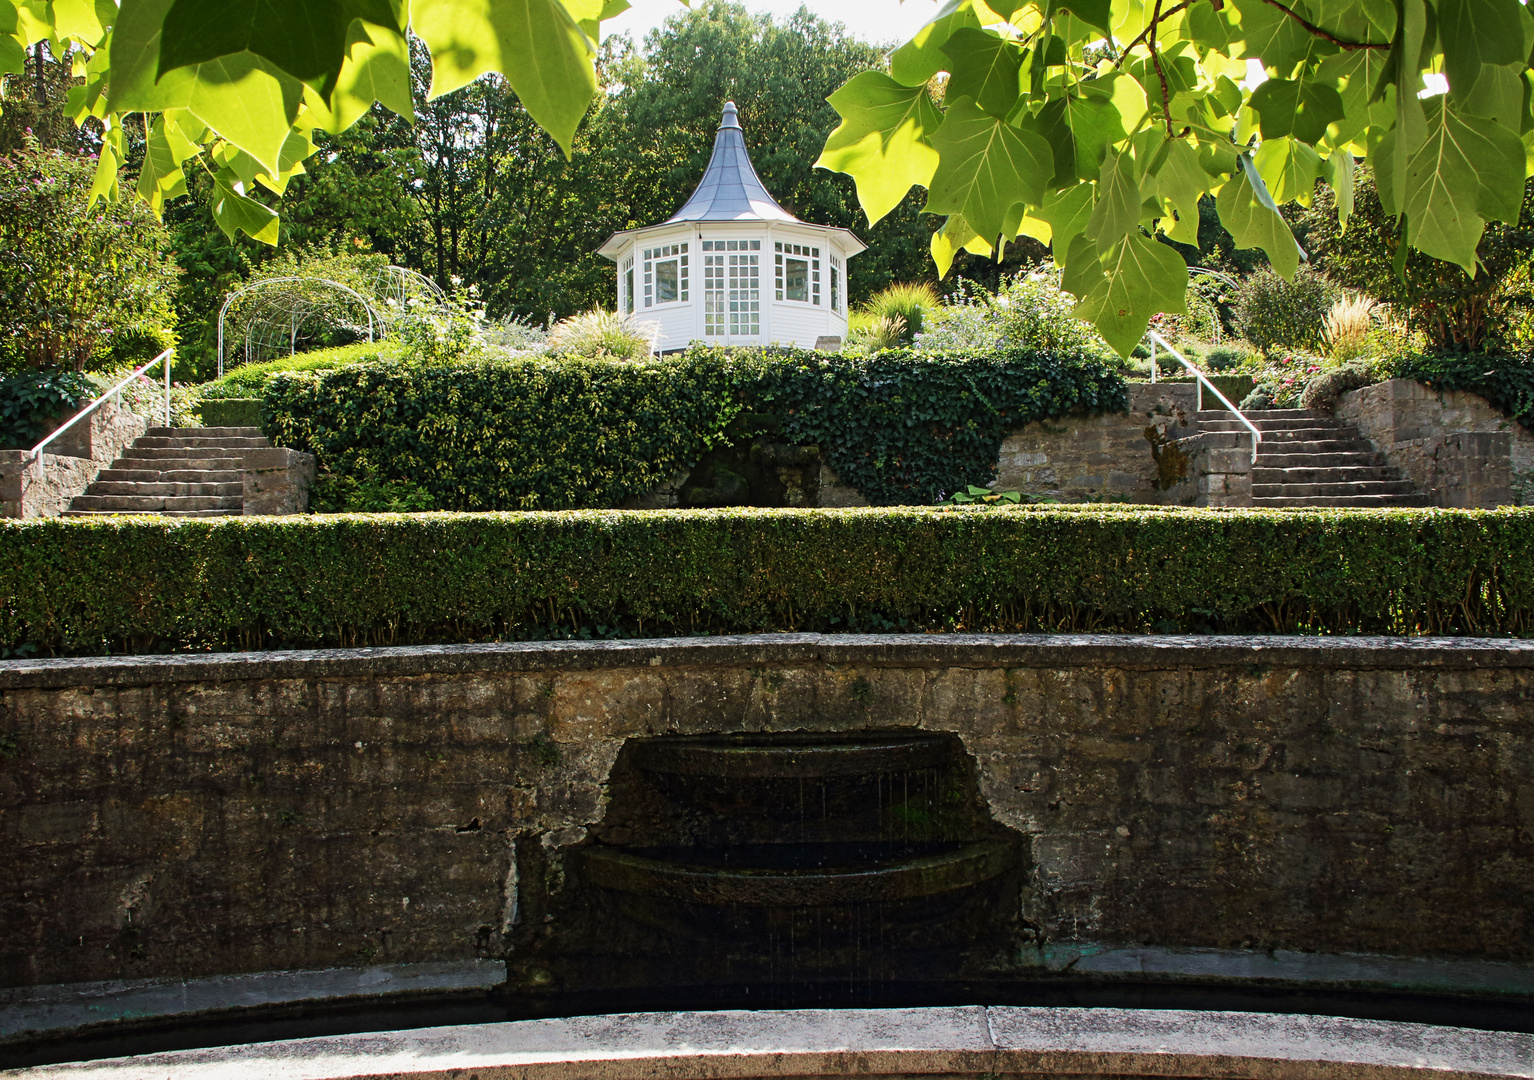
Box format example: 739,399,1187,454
2,634,1532,990
242,447,317,515
1338,379,1533,507
988,383,1197,503
0,403,148,518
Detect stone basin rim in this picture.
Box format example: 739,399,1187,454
576,838,1015,906
8,1006,1532,1080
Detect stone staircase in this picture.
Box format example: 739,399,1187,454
64,427,271,517
1194,408,1431,507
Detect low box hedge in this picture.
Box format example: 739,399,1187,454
2,506,1532,656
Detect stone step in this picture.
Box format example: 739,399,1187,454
1254,439,1377,455
1197,409,1329,422
96,468,244,484
68,494,243,512
85,481,244,497
133,435,271,450
110,456,245,472
1252,479,1421,498
1199,417,1351,433
114,446,257,461
1252,451,1387,469
144,426,263,438
1251,466,1402,485
1252,493,1435,508
1248,426,1363,443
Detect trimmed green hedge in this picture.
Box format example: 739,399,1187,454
3,507,1532,655
196,398,263,428
261,346,1127,510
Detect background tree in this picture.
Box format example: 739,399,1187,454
1297,166,1534,352
0,139,178,373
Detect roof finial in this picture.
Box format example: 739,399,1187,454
719,101,741,131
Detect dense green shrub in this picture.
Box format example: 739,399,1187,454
2,507,1531,655
200,342,397,399
861,283,940,342
1232,267,1339,354
262,347,1127,510
196,398,263,428
1396,352,1534,431
0,139,179,373
0,368,94,448
915,267,1114,358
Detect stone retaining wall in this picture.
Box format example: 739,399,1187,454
1338,379,1534,508
2,635,1531,990
0,404,148,519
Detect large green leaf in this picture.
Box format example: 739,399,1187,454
889,0,981,86
930,213,992,277
941,27,1024,118
1437,0,1523,99
303,19,414,133
1253,136,1323,205
1038,184,1096,261
1225,0,1313,72
1216,167,1302,278
211,177,281,243
816,71,942,226
1084,149,1140,247
412,0,597,155
1070,230,1189,357
51,0,106,43
1249,75,1345,144
921,95,1052,242
109,0,303,173
1399,98,1526,272
158,0,402,90
1153,137,1208,246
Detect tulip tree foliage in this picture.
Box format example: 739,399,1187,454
814,0,1534,354
0,0,626,246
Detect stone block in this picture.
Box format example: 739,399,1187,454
242,447,317,515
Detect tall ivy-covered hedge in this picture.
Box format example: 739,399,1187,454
2,507,1532,656
260,347,1128,511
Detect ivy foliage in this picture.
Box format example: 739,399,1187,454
3,507,1532,656
1395,351,1534,430
260,347,1126,511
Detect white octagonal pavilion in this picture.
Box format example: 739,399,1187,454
597,102,866,351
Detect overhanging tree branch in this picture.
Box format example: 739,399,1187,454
1255,0,1389,50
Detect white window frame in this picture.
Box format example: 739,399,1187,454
774,242,821,305
642,243,689,308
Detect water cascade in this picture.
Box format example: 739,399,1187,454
508,730,1032,1007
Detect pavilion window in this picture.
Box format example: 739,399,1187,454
642,243,689,307
774,243,821,304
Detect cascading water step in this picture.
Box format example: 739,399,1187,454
509,730,1033,1005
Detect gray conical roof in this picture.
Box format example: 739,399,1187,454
665,102,799,223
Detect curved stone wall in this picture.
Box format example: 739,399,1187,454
1,634,1532,992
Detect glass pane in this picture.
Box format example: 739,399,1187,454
786,258,808,302
657,260,679,303
626,269,634,314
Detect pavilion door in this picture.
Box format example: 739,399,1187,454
702,239,761,343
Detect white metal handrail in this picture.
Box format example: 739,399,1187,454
1145,330,1261,464
27,348,173,462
